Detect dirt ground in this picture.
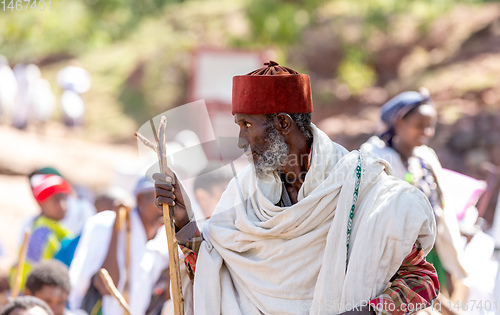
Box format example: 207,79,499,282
0,175,38,273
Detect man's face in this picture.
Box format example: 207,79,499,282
31,285,68,315
40,193,68,221
234,113,289,178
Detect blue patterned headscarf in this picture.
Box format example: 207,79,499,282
378,90,432,146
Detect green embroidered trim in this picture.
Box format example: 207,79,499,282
346,151,363,272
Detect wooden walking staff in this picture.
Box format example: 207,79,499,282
98,268,133,315
11,229,31,298
135,116,184,315
117,205,132,303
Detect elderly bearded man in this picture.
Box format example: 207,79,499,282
154,62,439,315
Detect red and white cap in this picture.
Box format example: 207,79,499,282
30,174,72,204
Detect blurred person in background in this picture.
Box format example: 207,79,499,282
18,168,96,268
0,55,18,123
23,260,80,315
18,167,96,266
21,168,96,240
11,63,55,131
57,62,90,129
192,163,234,221
93,188,132,214
12,63,39,130
69,176,168,315
361,90,469,303
55,187,132,267
1,296,53,315
31,78,56,132
11,173,73,291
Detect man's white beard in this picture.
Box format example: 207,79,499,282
253,127,289,178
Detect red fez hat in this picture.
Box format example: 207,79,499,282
30,174,71,204
232,61,313,115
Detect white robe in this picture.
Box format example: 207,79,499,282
189,126,436,314
69,209,169,315
361,136,468,280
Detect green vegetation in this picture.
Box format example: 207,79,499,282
0,0,497,141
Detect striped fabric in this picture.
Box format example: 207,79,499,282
179,229,203,281
369,245,440,314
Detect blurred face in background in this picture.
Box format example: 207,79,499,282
40,193,68,221
27,285,67,315
395,104,437,149
137,191,164,236
195,182,227,219
94,195,119,213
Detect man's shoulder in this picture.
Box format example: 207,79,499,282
369,174,433,215
373,173,420,196
364,173,436,253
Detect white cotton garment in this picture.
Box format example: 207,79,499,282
362,136,468,280
69,209,169,315
188,125,436,315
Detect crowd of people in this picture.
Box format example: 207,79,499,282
0,60,498,315
0,156,233,314
0,56,90,130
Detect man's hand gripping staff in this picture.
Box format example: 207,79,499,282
135,116,185,315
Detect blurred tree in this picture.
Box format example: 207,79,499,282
0,0,185,63
245,0,328,46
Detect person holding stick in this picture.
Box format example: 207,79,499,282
154,61,440,314
68,176,169,315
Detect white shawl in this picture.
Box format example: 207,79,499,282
191,126,435,314
361,136,468,280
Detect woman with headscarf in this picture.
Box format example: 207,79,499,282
361,89,468,300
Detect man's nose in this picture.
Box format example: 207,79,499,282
238,136,249,149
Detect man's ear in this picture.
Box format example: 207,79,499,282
276,113,293,135
24,288,33,296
